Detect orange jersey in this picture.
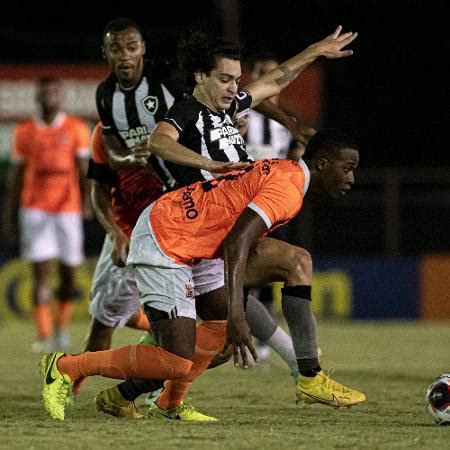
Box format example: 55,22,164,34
12,113,90,212
91,122,163,237
150,159,310,265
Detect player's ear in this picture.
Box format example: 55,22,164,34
316,157,329,171
194,72,205,84
142,41,146,56
101,46,106,60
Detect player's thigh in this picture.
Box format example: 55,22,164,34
196,286,228,321
193,258,227,320
244,237,311,287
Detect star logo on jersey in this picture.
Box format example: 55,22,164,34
141,95,159,115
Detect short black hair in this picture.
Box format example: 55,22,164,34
102,17,143,43
303,128,358,160
177,30,241,86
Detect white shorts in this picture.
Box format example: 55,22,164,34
127,204,225,320
88,235,141,328
19,208,84,266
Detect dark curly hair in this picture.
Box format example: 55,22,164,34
177,30,242,88
303,128,358,160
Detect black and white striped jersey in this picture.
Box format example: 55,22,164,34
96,61,187,188
161,89,253,187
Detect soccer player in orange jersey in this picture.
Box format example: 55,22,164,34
3,78,92,353
41,128,367,422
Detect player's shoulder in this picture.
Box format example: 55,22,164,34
257,158,300,172
96,72,116,95
15,118,34,130
14,119,35,139
167,95,198,114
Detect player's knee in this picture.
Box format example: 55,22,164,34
286,247,312,283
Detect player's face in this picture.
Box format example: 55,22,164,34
320,148,359,199
103,27,145,87
206,57,241,111
37,81,62,114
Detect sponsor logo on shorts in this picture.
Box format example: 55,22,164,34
185,281,194,299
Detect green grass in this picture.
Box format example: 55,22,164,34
1,320,449,449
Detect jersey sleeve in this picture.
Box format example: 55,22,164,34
248,175,303,228
90,122,107,164
74,120,91,158
96,82,115,136
161,99,193,134
11,123,28,163
87,121,118,184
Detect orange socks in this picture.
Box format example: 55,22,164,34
157,320,227,410
57,344,192,382
33,304,52,339
55,300,73,331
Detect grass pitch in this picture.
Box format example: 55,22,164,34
0,319,449,449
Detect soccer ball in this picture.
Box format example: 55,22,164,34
425,373,450,425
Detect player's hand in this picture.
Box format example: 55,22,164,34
311,25,358,59
110,232,130,267
132,143,152,167
208,161,250,174
288,116,316,146
222,316,257,369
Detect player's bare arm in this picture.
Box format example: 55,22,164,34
103,133,151,170
254,100,313,146
148,121,249,173
91,180,129,266
77,157,93,220
247,26,358,107
222,208,268,368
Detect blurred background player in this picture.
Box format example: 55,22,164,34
2,77,92,353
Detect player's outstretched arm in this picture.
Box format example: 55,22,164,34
247,26,358,107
